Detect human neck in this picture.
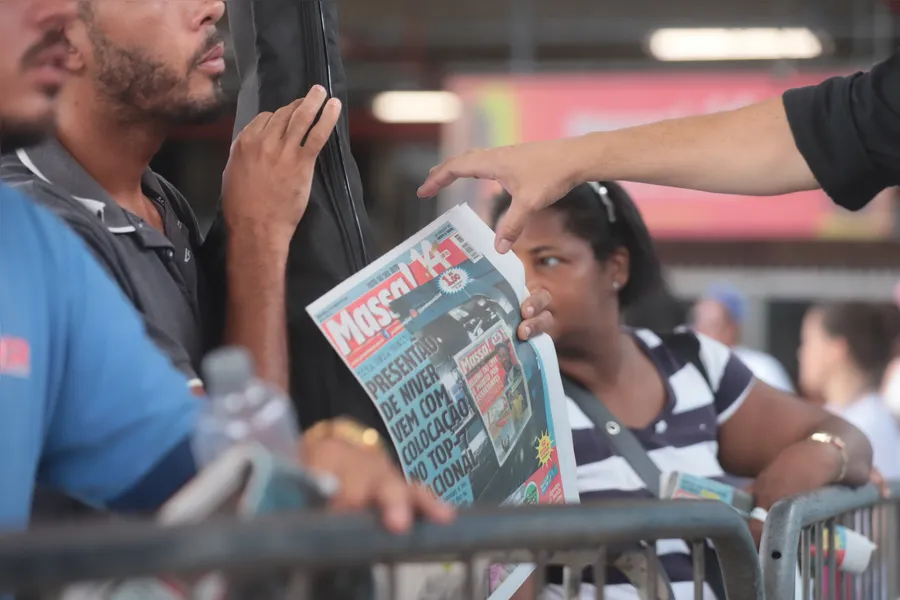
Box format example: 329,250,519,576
54,86,168,209
559,320,631,393
822,368,873,410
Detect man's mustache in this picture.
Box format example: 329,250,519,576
191,31,226,68
21,30,67,71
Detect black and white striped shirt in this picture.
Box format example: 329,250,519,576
555,328,755,600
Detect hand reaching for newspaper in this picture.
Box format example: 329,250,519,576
518,287,553,340
302,419,455,533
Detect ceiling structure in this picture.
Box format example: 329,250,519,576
218,0,897,105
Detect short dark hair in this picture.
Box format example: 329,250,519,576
818,302,900,385
490,182,665,309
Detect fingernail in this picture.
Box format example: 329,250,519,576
496,238,512,254
312,85,325,94
522,326,532,339
328,98,341,108
523,305,534,318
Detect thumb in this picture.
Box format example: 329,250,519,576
494,198,531,254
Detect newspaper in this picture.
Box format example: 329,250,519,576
308,204,579,599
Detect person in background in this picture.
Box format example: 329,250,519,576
692,285,795,393
880,283,900,420
0,0,453,533
798,302,900,479
492,181,872,600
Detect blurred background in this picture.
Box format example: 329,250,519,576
152,0,900,391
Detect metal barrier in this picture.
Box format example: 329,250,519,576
760,483,900,600
0,500,763,600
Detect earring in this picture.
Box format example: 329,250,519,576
612,281,621,290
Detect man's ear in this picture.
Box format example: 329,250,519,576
62,23,88,72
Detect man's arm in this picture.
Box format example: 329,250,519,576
38,214,199,511
418,53,900,252
570,96,817,197
220,88,341,391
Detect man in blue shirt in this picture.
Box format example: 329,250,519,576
0,0,452,534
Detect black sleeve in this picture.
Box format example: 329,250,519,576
783,53,900,211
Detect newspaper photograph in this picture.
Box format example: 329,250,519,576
307,204,579,599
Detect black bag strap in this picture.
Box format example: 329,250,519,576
563,378,662,495
562,331,728,600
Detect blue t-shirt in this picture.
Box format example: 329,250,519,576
0,184,199,530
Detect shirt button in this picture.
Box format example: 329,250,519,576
166,249,174,259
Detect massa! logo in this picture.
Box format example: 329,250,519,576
0,336,31,378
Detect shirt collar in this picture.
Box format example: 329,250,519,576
15,139,167,235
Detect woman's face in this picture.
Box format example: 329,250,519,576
797,309,841,396
509,208,626,351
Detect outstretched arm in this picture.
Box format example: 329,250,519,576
421,54,900,253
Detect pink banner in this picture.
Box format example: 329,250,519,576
444,71,894,240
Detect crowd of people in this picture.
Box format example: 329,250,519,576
2,0,900,597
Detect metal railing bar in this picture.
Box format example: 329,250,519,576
0,500,762,600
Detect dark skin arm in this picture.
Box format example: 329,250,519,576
718,380,872,491
718,380,873,541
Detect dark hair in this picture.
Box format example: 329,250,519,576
623,289,687,333
818,302,900,385
490,182,664,309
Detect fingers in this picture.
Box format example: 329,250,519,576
871,470,890,498
518,288,553,340
301,97,341,154
417,151,494,199
235,110,273,142
374,471,415,533
284,85,330,149
494,199,531,254
521,288,551,319
411,483,455,525
261,98,304,138
519,310,553,341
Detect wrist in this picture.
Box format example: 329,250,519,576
226,221,294,256
570,133,608,185
305,417,384,453
805,432,849,484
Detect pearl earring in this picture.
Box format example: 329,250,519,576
612,281,621,290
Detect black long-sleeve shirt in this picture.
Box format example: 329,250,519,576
783,53,900,210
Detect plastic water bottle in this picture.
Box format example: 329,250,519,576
193,347,300,467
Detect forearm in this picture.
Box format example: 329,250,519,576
571,96,820,196
224,227,292,391
810,415,873,486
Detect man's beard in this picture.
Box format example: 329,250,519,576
88,27,227,126
0,117,56,153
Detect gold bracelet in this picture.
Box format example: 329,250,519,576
305,417,383,452
809,432,848,482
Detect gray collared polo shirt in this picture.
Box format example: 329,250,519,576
1,140,209,380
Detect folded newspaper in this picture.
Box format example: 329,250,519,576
308,204,579,600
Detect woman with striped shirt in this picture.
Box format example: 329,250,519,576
492,182,873,599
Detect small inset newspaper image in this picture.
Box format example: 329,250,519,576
454,323,532,467
307,204,579,600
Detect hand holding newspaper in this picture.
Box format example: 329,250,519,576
308,204,579,599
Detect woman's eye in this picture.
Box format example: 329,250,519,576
538,256,561,267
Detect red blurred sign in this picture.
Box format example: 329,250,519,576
443,71,893,240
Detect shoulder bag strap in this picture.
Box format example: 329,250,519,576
562,378,662,495
562,378,673,600
563,374,727,600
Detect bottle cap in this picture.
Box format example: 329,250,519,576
202,347,255,397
